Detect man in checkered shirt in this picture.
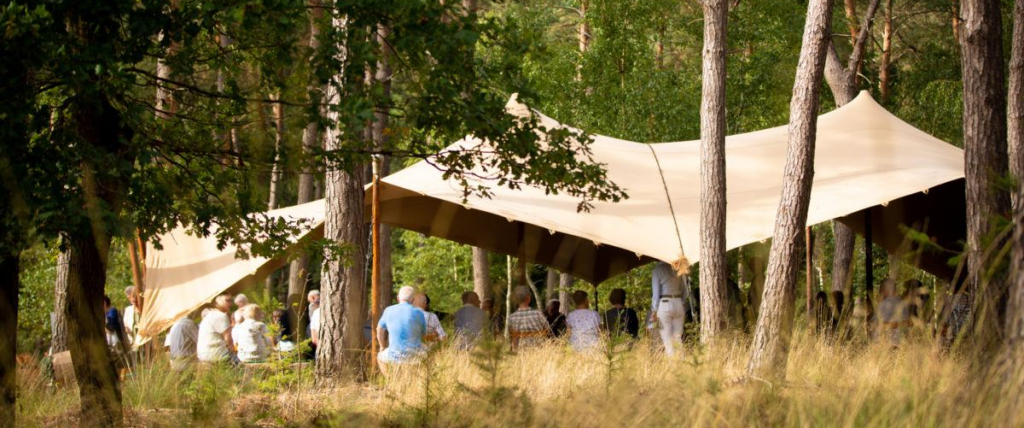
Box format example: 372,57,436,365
507,286,550,349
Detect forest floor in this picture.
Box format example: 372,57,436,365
17,330,1024,427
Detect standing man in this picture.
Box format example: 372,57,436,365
377,286,427,373
122,286,138,346
453,291,486,349
650,262,688,357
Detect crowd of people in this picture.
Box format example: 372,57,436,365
96,260,970,374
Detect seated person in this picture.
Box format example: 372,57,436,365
377,286,427,371
414,293,447,343
546,300,567,337
602,288,639,339
566,290,601,351
236,304,272,363
454,291,486,349
197,295,235,363
507,286,550,350
165,310,199,371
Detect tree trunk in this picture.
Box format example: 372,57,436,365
960,0,1010,346
65,233,123,427
0,251,17,428
1005,0,1023,345
372,23,394,315
52,250,71,353
576,0,590,81
843,0,859,41
545,269,559,302
748,0,834,379
472,247,493,302
879,0,894,103
287,0,324,340
698,0,729,343
559,273,573,315
823,0,881,304
316,14,367,381
265,96,285,297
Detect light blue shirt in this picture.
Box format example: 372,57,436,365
377,301,426,362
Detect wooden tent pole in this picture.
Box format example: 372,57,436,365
370,156,382,374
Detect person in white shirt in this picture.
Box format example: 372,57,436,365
307,290,321,317
122,286,138,346
197,295,234,363
650,262,688,357
165,311,199,371
566,290,602,351
235,304,272,363
413,292,446,343
310,306,321,347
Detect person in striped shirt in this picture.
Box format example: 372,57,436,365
507,286,550,350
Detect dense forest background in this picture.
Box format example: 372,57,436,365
12,0,1000,353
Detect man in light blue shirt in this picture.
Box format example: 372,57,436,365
377,286,426,370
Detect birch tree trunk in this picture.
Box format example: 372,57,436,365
545,269,559,303
265,97,285,296
472,247,493,303
287,0,324,339
1005,0,1023,346
959,0,1010,346
698,0,729,343
316,14,367,381
0,251,17,428
747,0,834,379
559,273,573,315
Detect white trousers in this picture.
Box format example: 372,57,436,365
657,297,685,357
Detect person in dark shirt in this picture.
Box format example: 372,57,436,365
545,299,567,337
603,288,639,339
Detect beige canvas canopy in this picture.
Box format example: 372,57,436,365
137,90,966,344
135,200,326,345
373,91,966,283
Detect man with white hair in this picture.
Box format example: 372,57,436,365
233,293,250,325
376,286,426,372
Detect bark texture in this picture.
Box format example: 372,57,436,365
545,269,559,302
559,273,573,315
472,247,493,302
748,0,833,379
1006,0,1024,344
265,97,285,296
0,252,17,428
823,0,881,301
287,0,324,339
698,0,730,343
879,0,894,102
316,15,367,381
65,233,123,427
52,250,70,353
959,0,1010,344
372,23,394,314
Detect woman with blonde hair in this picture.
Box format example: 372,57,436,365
235,304,272,363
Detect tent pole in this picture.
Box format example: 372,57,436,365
864,209,874,297
370,156,382,374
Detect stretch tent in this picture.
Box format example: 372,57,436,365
372,91,966,284
135,200,326,345
137,90,966,343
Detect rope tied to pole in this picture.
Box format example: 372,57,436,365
645,143,690,275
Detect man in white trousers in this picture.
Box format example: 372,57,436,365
649,262,688,356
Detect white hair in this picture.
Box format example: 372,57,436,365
234,293,249,305
308,290,320,297
397,286,416,303
124,286,135,297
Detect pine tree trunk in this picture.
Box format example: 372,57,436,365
472,247,493,302
748,0,834,379
265,97,285,297
698,0,729,343
65,233,123,427
0,251,17,428
52,250,70,353
316,14,367,380
287,0,324,339
960,0,1010,345
1005,0,1023,344
372,23,394,314
879,0,894,103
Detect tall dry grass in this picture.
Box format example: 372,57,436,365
17,330,1024,427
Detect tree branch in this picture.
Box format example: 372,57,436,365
847,0,883,73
